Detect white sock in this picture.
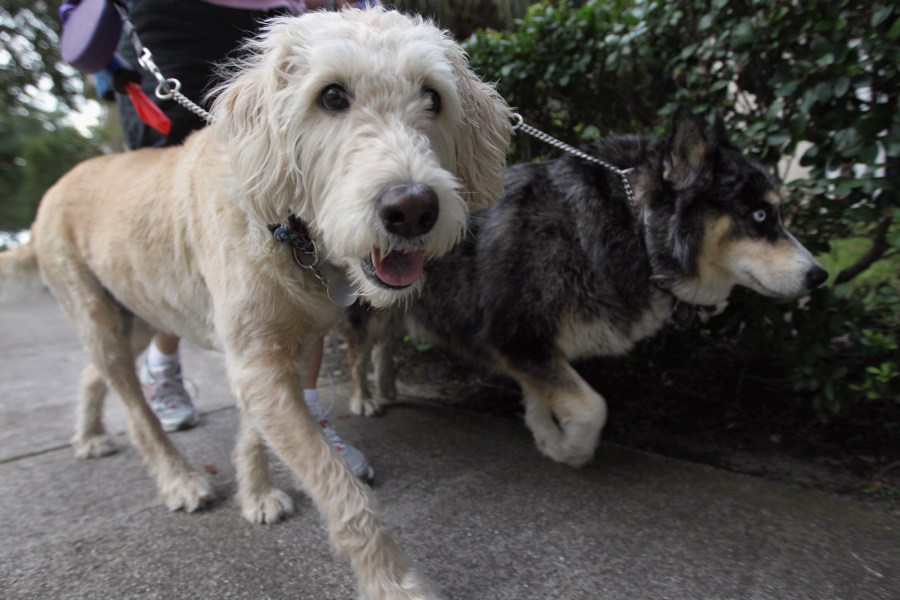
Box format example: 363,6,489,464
146,341,180,371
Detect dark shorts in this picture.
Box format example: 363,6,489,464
116,0,286,149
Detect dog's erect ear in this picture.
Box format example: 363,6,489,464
664,107,709,189
445,42,513,212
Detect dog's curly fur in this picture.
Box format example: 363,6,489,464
0,9,511,599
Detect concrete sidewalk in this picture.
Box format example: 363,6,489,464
1,293,897,600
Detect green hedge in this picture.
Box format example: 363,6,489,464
464,0,899,418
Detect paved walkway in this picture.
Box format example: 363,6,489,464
1,293,897,599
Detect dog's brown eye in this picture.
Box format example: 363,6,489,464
423,88,441,115
320,84,350,112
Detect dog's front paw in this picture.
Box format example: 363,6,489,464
361,568,442,600
524,392,606,467
240,488,294,525
72,434,118,459
534,415,605,467
160,471,215,512
527,412,602,467
536,436,596,467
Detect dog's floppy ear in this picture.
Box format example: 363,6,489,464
446,43,512,212
209,21,301,225
664,107,709,190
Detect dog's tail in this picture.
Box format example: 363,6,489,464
0,241,44,302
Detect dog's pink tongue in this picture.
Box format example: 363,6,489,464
371,248,424,287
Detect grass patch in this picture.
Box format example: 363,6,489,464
817,236,900,290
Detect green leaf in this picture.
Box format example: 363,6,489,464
775,80,801,97
888,17,900,39
817,52,834,67
871,5,894,28
814,82,833,103
834,76,851,98
730,18,755,49
768,132,791,146
581,125,601,140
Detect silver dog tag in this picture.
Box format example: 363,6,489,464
326,274,358,307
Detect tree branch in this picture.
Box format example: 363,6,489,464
834,216,894,285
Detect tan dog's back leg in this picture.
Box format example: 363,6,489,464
73,320,154,459
45,264,213,511
72,364,116,458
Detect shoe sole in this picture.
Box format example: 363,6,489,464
358,466,375,485
161,414,200,433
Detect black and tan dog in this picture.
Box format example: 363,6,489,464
347,108,828,467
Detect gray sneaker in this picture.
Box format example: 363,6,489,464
305,395,374,483
139,360,199,432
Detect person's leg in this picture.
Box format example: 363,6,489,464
140,333,199,432
302,336,374,482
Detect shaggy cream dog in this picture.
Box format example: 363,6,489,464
0,9,510,600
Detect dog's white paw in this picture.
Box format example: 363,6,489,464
361,568,442,600
529,415,601,468
535,434,596,467
160,471,215,512
524,392,606,467
240,488,294,525
72,434,118,459
350,392,383,417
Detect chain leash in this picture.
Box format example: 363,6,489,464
111,0,212,123
511,113,635,208
138,49,212,122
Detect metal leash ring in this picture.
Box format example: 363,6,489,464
154,77,181,101
291,247,329,287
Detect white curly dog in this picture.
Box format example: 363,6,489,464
0,9,511,599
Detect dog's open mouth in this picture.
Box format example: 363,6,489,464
361,248,425,289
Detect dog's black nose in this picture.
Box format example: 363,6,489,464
806,265,828,289
377,183,439,238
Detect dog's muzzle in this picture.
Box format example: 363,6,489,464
360,183,439,290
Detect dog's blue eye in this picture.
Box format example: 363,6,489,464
320,84,350,112
423,88,441,115
753,209,767,223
